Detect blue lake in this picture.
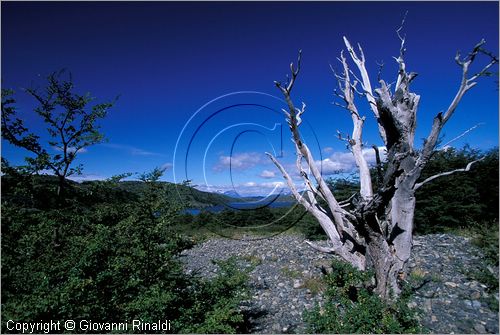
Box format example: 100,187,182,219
185,201,294,215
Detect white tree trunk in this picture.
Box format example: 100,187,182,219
377,184,416,298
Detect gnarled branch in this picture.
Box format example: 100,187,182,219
419,40,498,165
335,50,373,200
413,157,485,190
439,123,484,150
343,36,387,144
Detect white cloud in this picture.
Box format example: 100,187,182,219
130,148,162,156
195,146,389,197
37,169,54,176
213,152,265,172
102,143,165,157
322,146,334,154
317,156,352,174
315,146,387,175
53,146,88,154
260,181,285,188
440,145,452,152
259,169,276,179
196,180,298,197
362,146,387,165
68,174,107,182
161,162,173,170
35,169,107,182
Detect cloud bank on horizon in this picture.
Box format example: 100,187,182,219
197,146,387,196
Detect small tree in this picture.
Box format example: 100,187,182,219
267,30,497,300
1,71,115,196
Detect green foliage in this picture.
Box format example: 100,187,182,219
460,224,499,305
464,265,499,294
470,223,499,267
115,180,233,208
281,266,301,279
292,177,360,240
415,146,499,234
301,277,327,295
1,72,115,184
305,259,423,334
287,206,326,240
216,207,275,228
1,168,249,333
327,176,360,202
177,257,251,334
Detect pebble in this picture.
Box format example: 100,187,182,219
408,234,498,334
180,233,499,333
471,290,481,299
474,324,487,333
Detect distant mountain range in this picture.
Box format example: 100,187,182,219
221,190,295,203
115,181,296,207
115,181,235,208
1,173,295,209
222,190,242,198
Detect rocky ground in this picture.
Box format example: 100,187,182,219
180,234,499,334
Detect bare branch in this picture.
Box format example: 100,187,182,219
439,123,484,149
304,240,365,270
469,58,497,82
294,146,320,205
396,10,409,58
274,52,351,238
304,240,334,253
419,40,498,165
444,40,496,123
413,157,485,190
372,145,384,188
338,193,357,207
343,36,387,144
335,50,373,200
333,101,348,109
275,50,302,95
266,152,310,207
376,60,385,82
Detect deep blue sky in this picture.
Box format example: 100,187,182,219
2,1,499,195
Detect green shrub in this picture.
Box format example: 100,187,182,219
305,259,424,334
1,170,249,333
415,147,498,234
462,222,498,311
463,224,499,297
470,222,499,267
177,257,251,333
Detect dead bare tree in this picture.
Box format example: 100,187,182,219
267,31,497,300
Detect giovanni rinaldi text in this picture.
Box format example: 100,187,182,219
6,319,172,333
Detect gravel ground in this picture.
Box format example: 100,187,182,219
180,233,499,334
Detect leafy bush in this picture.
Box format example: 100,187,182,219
1,168,249,333
305,259,423,334
462,223,499,311
470,222,499,267
177,257,251,333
